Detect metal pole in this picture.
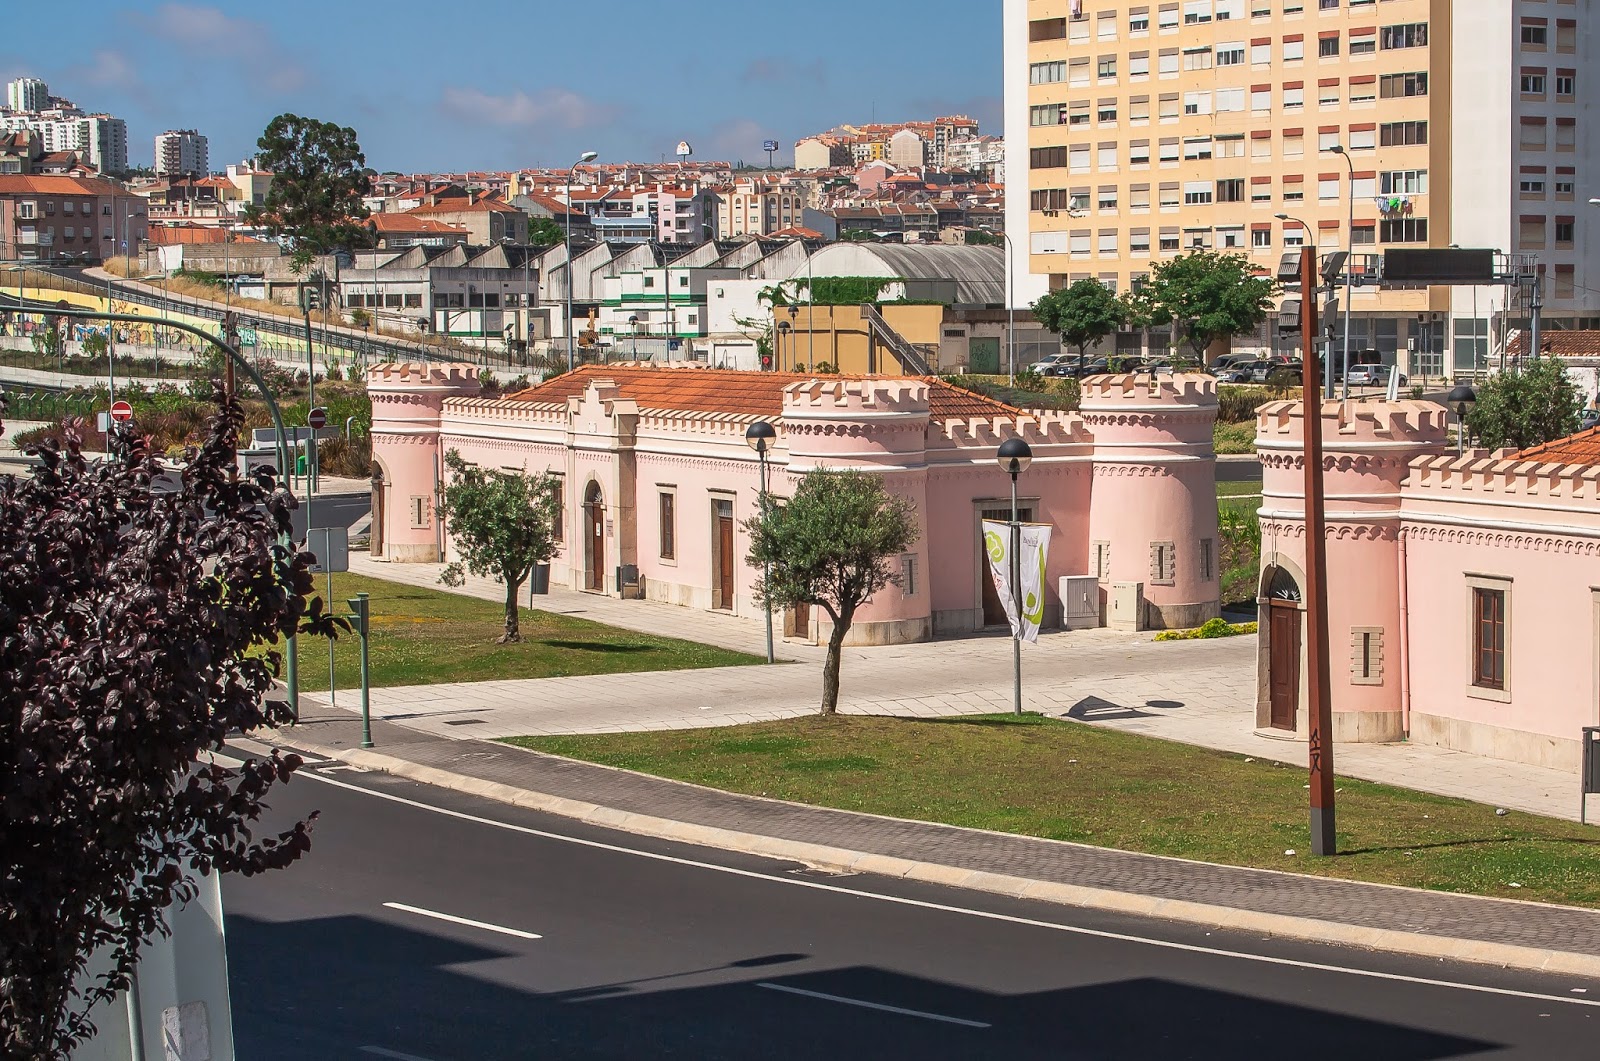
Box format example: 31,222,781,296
1005,232,1016,387
1529,270,1544,362
357,592,372,748
1338,151,1354,401
125,967,146,1061
1010,468,1022,715
327,566,336,707
564,169,576,373
760,449,775,664
806,254,815,372
1300,245,1336,856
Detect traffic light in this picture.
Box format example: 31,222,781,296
300,288,321,313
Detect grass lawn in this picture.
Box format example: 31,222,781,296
1213,421,1257,454
1216,481,1263,499
508,714,1600,908
283,572,760,690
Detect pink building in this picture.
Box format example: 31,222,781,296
368,364,1223,644
1257,400,1600,773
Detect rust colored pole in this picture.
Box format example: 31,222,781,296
1300,245,1337,855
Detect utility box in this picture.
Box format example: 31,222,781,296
1059,575,1101,630
1109,581,1144,632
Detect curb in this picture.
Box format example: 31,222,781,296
264,731,1600,981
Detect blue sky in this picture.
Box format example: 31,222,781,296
1,1,1001,173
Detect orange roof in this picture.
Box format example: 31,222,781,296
146,225,263,246
1506,331,1600,360
504,365,1021,419
369,213,468,234
0,174,133,197
409,198,522,216
1511,425,1600,467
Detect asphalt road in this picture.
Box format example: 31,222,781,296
222,753,1600,1060
288,491,371,540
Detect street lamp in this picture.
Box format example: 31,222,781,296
776,320,792,372
1276,212,1326,386
996,436,1033,716
565,150,600,373
1328,144,1357,401
1446,384,1477,455
746,420,778,664
628,314,639,361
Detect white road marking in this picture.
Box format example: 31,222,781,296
317,763,368,773
359,1047,440,1061
205,752,244,769
299,770,1600,1010
756,982,990,1028
381,901,542,941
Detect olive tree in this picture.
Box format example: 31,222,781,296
1,392,332,1060
437,449,561,643
1466,356,1585,451
1145,250,1277,364
745,469,919,714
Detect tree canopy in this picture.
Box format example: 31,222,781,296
745,469,919,714
528,216,566,246
1466,357,1585,451
1032,279,1126,362
245,113,375,256
1144,250,1277,362
437,450,561,643
0,393,332,1059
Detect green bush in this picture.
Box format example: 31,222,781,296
1154,619,1257,641
1213,421,1256,454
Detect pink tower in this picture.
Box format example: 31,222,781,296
367,362,482,563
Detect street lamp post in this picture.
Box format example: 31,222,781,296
982,226,1018,386
745,420,778,664
628,314,639,360
777,320,792,372
997,437,1033,716
1329,145,1357,401
565,150,600,372
1276,212,1327,389
1447,384,1477,455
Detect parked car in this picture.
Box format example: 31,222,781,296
1214,361,1261,383
1579,408,1599,432
1346,364,1408,388
1031,352,1076,376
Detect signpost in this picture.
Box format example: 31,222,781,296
109,399,133,423
307,406,327,430
346,592,373,748
308,526,349,708
763,139,779,168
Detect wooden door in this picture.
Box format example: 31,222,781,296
584,482,605,591
715,501,735,610
979,506,1030,628
793,602,811,641
369,474,385,558
1268,601,1301,731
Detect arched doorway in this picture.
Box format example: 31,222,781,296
369,462,387,559
1261,564,1303,732
583,481,605,592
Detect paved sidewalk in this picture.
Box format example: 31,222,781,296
322,553,1584,821
262,711,1600,978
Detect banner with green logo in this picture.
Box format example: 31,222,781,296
981,519,1052,642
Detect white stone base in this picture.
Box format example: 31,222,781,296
1410,711,1581,773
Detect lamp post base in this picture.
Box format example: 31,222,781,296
1310,807,1337,856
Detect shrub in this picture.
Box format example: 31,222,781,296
1213,421,1256,454
1154,619,1257,641
1052,377,1081,412
1215,385,1263,424
1014,369,1048,393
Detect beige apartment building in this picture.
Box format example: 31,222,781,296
1004,0,1599,376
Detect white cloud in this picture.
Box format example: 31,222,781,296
132,5,310,95
438,87,613,129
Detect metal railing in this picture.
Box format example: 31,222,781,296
862,304,933,375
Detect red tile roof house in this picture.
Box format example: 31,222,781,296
0,174,147,263
367,363,1224,645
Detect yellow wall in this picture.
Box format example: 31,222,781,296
772,303,947,375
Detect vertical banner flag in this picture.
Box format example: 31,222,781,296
981,521,1053,642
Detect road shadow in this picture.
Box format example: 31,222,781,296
227,912,1501,1060
540,639,655,653
1341,835,1600,856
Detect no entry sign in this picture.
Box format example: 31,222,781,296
307,406,327,430
109,400,133,422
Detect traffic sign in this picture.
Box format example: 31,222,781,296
109,400,133,422
307,406,327,430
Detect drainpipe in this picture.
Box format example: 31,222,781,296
1397,527,1412,736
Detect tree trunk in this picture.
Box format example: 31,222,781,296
499,577,523,644
820,616,850,715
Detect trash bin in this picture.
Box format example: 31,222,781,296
530,562,551,595
295,454,307,475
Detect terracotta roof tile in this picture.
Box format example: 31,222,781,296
1511,424,1600,466
504,365,1022,419
1506,331,1600,360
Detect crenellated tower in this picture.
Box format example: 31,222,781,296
367,362,482,562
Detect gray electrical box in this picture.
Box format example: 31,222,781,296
1059,575,1101,631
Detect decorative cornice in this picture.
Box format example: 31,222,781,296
1401,524,1600,554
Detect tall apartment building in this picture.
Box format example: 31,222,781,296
1004,0,1599,374
78,115,128,175
154,129,209,177
6,77,49,113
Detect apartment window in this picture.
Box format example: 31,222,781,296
1556,220,1574,246
1070,57,1091,84
1183,47,1214,71
1381,22,1428,49
1521,119,1548,150
1129,96,1151,122
1252,227,1272,248
1159,94,1180,120
1070,144,1091,170
1184,91,1212,116
1098,186,1119,211
1130,8,1151,33
1319,83,1340,107
1030,17,1068,40
1519,216,1546,247
1348,127,1376,150
1130,52,1151,78
17,201,35,219
1130,228,1152,252
1131,185,1152,211
1318,36,1340,58
1520,19,1548,46
1098,230,1119,255
1251,177,1272,200
1159,139,1180,163
1032,146,1069,169
1158,4,1179,31
1380,169,1428,194
1380,217,1429,243
1130,140,1151,165
1283,86,1305,109
1183,137,1212,159
1099,100,1119,123
1351,627,1384,685
1150,541,1176,585
1159,49,1179,76
1349,30,1375,55
1380,121,1428,146
1252,41,1271,65
1030,61,1066,85
1031,188,1074,212
1030,104,1067,127
1283,133,1305,158
1283,39,1305,62
1555,264,1576,299
1217,41,1245,65
1217,178,1245,202
1349,77,1377,104
1519,178,1546,197
1218,225,1244,249
1521,72,1547,95
1556,120,1576,151
659,491,676,559
1470,582,1509,695
1098,56,1118,79
1159,227,1181,250
1252,87,1272,112
1098,142,1118,169
62,202,74,215
1555,73,1575,97
1319,178,1339,201
1557,22,1576,52
1159,183,1180,209
1184,181,1213,205
1380,72,1428,98
1216,133,1245,156
1555,179,1576,197
1069,101,1092,126
1070,231,1092,256
1184,0,1212,24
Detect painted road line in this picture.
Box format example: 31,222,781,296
381,901,543,941
756,982,990,1028
301,770,1600,1011
359,1047,440,1061
206,752,244,769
